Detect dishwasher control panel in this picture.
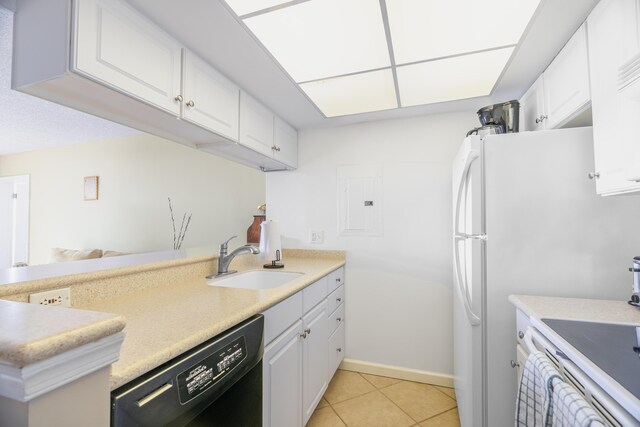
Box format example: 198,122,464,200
176,336,247,404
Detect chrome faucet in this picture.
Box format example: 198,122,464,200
208,235,259,279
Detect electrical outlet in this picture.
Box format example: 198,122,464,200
309,230,324,244
29,288,71,307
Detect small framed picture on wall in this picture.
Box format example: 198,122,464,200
84,176,99,201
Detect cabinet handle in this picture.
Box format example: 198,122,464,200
336,297,342,303
518,331,524,339
588,172,600,180
271,146,281,152
174,95,183,102
186,100,195,108
510,360,520,368
304,328,311,335
535,115,548,124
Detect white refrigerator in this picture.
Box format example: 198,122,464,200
452,127,640,427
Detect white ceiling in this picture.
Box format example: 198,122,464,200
0,7,137,156
126,0,599,129
0,0,599,157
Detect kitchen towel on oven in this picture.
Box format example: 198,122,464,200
515,351,563,427
551,381,605,427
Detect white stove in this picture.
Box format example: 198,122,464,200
528,317,640,426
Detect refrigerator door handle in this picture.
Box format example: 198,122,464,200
453,149,481,327
454,240,481,326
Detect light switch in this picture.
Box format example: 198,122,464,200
309,230,324,244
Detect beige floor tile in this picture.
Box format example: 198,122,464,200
435,386,456,400
307,406,347,427
332,390,415,427
419,408,461,427
380,381,457,422
323,370,376,404
316,397,329,409
360,373,403,389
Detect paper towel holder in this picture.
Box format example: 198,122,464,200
264,249,284,269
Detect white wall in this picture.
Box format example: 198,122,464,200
0,133,265,265
266,111,477,378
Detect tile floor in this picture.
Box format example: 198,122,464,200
308,370,460,427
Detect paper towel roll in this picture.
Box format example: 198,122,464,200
259,220,282,261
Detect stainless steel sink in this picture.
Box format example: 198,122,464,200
207,270,303,290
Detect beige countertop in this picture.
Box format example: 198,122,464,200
0,299,126,367
77,252,345,390
509,294,640,324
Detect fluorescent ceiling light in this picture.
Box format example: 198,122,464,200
224,0,292,17
300,69,397,117
386,0,540,65
397,48,514,106
243,0,390,83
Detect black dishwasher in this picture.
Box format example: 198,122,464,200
111,315,263,427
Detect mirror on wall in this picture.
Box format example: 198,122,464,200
0,7,265,275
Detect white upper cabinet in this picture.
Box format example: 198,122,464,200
273,116,298,169
182,50,240,141
519,75,547,131
12,0,298,171
587,0,640,195
520,24,591,131
239,92,275,157
543,24,591,129
74,0,182,115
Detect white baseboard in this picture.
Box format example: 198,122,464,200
339,358,454,388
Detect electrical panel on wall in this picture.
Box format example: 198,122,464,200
337,164,383,237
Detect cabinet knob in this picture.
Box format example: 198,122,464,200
336,297,342,303
174,95,183,102
336,278,341,283
535,115,548,124
336,317,342,322
518,331,524,339
337,348,342,353
510,360,520,368
186,100,195,108
300,332,307,339
271,146,281,152
588,172,600,180
304,328,311,335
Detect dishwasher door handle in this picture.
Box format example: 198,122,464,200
136,383,173,408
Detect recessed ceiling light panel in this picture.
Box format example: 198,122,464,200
397,47,514,106
386,0,540,65
223,0,293,17
300,69,398,117
243,0,391,83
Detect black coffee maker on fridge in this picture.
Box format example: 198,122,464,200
467,100,520,137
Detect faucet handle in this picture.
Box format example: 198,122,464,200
220,235,237,251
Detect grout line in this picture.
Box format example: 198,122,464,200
376,388,422,424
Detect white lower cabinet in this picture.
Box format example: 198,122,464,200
262,267,345,427
263,320,303,427
302,301,329,425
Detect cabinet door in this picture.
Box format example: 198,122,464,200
587,0,640,195
182,50,240,141
273,117,298,169
519,75,547,131
544,24,591,129
74,0,182,115
328,322,345,379
239,92,274,157
302,301,328,425
263,320,303,427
